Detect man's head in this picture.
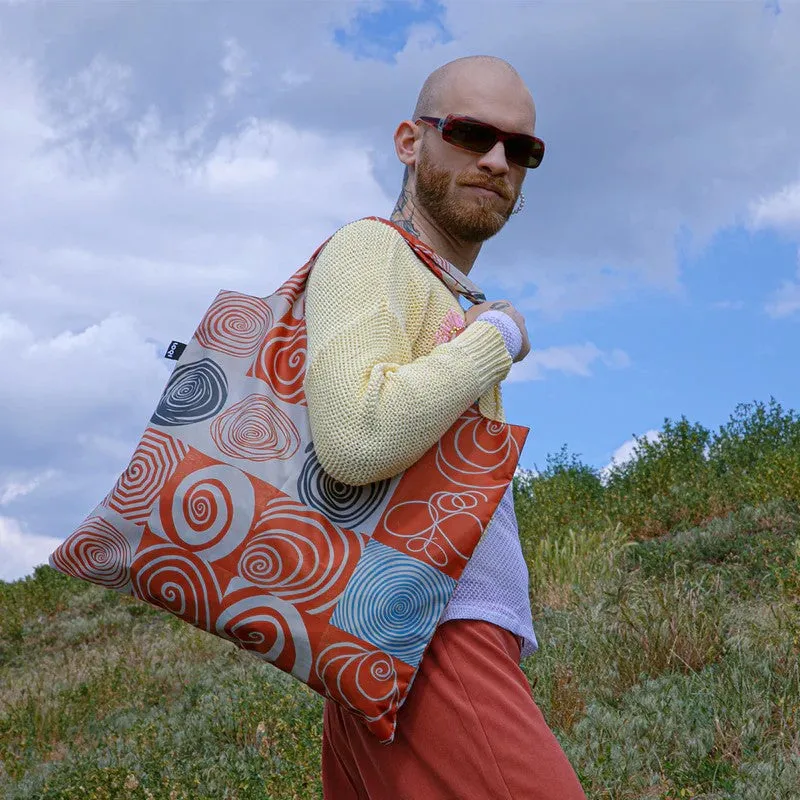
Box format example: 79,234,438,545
394,56,537,244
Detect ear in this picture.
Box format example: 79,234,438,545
393,120,419,169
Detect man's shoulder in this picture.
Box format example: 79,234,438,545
327,216,404,248
318,217,425,278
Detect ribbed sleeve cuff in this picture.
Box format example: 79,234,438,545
449,320,513,391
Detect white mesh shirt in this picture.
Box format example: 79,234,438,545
438,309,538,660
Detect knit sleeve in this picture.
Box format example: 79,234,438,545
303,219,512,486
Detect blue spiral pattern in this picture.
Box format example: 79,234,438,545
330,540,455,667
151,358,228,427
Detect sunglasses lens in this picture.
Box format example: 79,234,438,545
440,117,545,169
444,120,497,153
506,139,544,169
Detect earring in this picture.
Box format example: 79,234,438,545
511,191,525,216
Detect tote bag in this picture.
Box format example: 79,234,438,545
49,217,529,743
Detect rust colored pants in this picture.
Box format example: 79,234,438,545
321,619,587,800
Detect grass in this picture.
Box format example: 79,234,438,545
2,395,800,798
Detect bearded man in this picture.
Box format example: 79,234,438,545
304,55,587,800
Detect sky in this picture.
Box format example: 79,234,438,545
1,0,798,582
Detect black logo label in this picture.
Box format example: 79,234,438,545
164,341,187,361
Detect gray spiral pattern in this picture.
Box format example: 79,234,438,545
297,443,389,528
151,358,228,427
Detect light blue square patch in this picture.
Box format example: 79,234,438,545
330,539,456,667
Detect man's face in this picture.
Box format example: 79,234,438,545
414,135,519,243
409,66,535,244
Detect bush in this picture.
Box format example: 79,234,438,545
708,397,800,505
514,445,606,551
515,395,800,548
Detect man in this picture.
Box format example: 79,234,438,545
304,55,587,799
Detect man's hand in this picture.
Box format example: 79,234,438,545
464,300,531,363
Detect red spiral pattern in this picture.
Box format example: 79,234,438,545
195,291,273,358
248,303,307,405
130,543,222,631
316,641,400,716
216,584,310,680
238,497,365,613
435,406,519,488
107,429,187,523
210,394,300,462
274,261,312,303
50,517,131,590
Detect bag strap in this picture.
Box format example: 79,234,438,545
287,217,487,307
364,217,487,305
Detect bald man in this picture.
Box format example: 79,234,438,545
305,56,587,799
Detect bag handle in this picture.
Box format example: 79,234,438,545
365,217,487,306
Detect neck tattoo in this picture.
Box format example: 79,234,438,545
390,179,420,237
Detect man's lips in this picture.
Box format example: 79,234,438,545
462,183,509,200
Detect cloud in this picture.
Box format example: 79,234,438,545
712,300,745,311
598,430,661,485
0,40,391,579
750,183,800,317
3,1,800,324
764,256,800,318
433,1,800,317
54,54,132,139
0,51,390,345
0,312,167,441
750,180,800,232
220,37,252,100
607,430,662,468
598,428,715,486
749,180,800,318
0,469,58,505
0,516,62,583
508,343,631,383
0,46,391,341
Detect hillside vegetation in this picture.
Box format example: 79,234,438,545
1,396,799,799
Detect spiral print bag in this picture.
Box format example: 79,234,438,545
48,218,529,743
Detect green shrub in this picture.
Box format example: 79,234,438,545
602,416,721,538
514,445,607,549
515,395,800,549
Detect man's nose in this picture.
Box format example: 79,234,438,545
476,141,510,175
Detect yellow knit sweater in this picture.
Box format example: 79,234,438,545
303,218,513,487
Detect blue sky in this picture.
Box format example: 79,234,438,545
0,0,798,580
335,0,452,59
504,224,799,472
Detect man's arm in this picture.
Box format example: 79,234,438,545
303,219,512,486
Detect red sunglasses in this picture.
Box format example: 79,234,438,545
417,115,545,169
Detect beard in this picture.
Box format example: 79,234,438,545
414,145,518,243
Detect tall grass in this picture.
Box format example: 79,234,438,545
2,395,799,798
